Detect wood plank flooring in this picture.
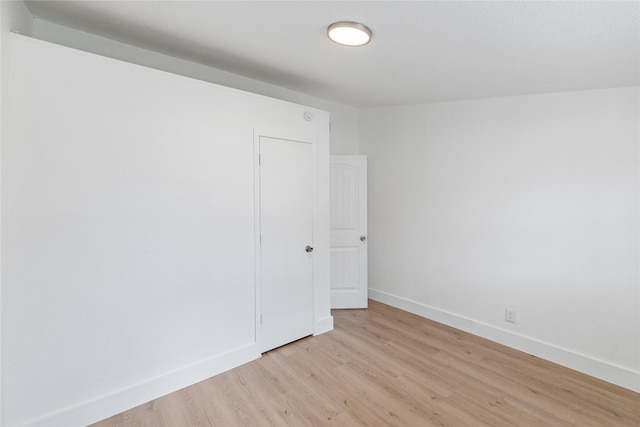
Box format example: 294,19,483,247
92,300,639,426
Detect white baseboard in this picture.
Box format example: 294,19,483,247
315,315,334,335
369,288,640,392
23,343,261,427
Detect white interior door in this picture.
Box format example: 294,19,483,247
259,136,315,352
330,155,368,309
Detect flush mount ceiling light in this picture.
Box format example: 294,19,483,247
327,21,372,47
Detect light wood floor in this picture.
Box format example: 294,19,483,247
92,300,639,426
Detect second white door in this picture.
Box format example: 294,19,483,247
259,136,315,352
330,155,368,309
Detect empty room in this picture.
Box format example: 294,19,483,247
1,1,638,426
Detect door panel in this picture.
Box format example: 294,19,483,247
330,156,368,308
259,136,314,352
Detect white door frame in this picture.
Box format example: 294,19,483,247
253,130,318,352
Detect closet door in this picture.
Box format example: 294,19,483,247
258,136,314,352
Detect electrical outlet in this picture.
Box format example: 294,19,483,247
505,307,517,324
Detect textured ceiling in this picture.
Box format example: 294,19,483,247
24,1,640,107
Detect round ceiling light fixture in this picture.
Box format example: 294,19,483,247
327,21,372,47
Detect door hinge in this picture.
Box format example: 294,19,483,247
260,314,263,324
258,154,261,165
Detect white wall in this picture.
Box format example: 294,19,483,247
361,87,640,391
3,34,330,426
0,2,34,426
31,19,360,155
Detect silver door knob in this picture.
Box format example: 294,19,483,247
305,245,314,253
360,236,367,242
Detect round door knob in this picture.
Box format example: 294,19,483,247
360,236,367,242
305,245,314,253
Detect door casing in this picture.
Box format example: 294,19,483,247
254,133,317,352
